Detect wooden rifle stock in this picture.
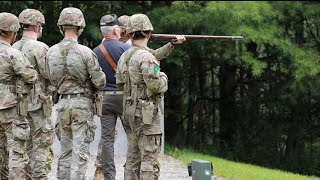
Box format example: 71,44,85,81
151,34,243,41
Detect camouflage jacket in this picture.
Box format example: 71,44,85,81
0,39,38,109
45,38,106,96
116,45,168,93
126,39,174,61
116,45,168,135
13,35,49,111
148,42,174,61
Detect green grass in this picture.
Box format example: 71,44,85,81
165,146,320,180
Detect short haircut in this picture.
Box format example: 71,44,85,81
21,24,37,31
130,31,151,40
62,25,78,31
100,25,119,36
0,30,10,37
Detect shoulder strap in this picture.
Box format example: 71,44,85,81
98,44,117,72
56,42,94,98
123,47,142,86
122,47,145,107
56,41,77,88
19,39,46,80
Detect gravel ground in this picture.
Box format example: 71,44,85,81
48,154,223,180
48,154,192,180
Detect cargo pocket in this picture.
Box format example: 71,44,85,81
141,161,153,172
40,126,55,146
12,119,30,141
141,101,155,125
143,135,161,153
11,147,28,168
42,97,53,117
85,121,96,143
124,105,136,123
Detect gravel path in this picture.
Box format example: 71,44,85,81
48,154,223,180
95,154,192,180
48,154,192,180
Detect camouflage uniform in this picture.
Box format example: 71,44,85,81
118,14,175,57
12,9,54,180
0,12,38,180
94,14,174,180
116,14,168,180
45,7,106,180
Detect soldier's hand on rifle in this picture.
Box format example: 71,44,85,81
171,35,186,44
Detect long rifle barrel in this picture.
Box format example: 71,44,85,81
151,34,243,41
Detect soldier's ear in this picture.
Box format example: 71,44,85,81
146,32,152,39
9,31,17,44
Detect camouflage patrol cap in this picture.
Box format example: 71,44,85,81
57,7,85,28
118,15,129,31
126,13,153,34
100,14,119,27
0,12,20,32
19,9,45,25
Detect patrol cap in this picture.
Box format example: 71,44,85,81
100,14,119,27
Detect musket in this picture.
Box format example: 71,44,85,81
151,34,243,41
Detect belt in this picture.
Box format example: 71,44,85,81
60,93,85,99
102,91,124,95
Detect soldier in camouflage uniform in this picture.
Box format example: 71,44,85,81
0,12,38,180
117,14,182,59
103,14,180,60
93,14,185,180
116,14,185,180
45,7,106,180
12,9,54,180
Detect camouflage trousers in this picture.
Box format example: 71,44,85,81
124,114,162,180
55,97,96,180
26,108,54,180
0,107,30,180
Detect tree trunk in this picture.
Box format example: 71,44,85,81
283,8,304,166
186,58,198,146
219,64,237,156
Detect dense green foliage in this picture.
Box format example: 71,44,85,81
2,1,319,177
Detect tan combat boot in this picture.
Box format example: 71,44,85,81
93,166,104,180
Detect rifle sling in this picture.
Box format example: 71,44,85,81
99,44,117,72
